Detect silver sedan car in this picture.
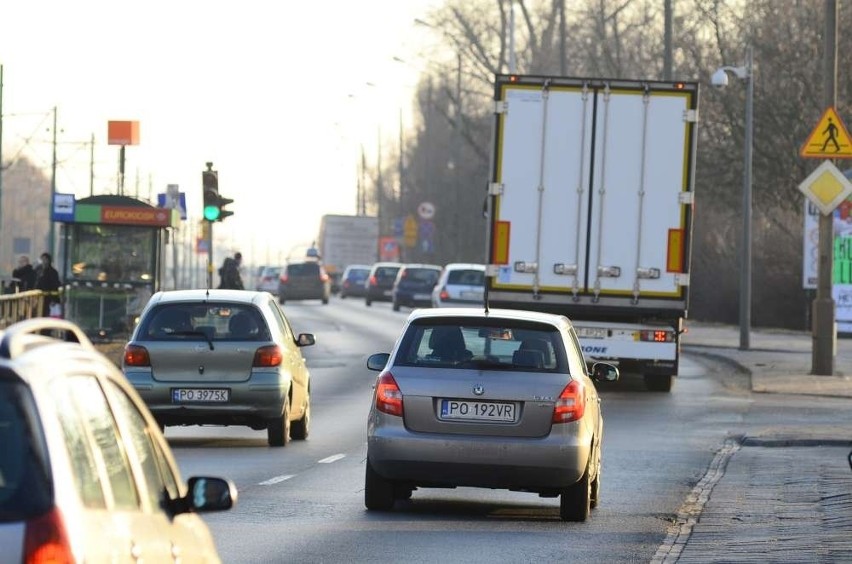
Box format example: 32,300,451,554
365,308,618,521
122,289,314,447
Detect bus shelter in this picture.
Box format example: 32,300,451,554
55,194,179,339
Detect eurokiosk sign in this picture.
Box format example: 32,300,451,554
52,194,180,338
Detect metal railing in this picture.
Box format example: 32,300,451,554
0,285,60,329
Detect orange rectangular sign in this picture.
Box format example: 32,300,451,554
108,120,140,145
101,206,171,226
667,228,684,272
491,221,511,265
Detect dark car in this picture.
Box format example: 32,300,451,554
392,264,442,311
278,259,331,304
339,265,371,299
365,262,403,306
0,318,235,562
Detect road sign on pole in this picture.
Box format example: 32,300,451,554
800,107,852,159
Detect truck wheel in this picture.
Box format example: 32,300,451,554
644,374,674,392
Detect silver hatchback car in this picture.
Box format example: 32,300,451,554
0,318,235,563
122,289,315,447
365,308,618,521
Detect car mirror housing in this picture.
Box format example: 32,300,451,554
590,362,619,383
178,477,237,514
297,333,316,347
367,353,390,371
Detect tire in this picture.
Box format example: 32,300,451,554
560,466,591,522
278,296,286,305
644,374,674,392
590,445,601,509
322,296,329,305
365,459,395,510
392,301,400,312
267,399,291,447
365,298,372,307
290,394,310,441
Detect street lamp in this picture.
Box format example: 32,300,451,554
712,46,754,351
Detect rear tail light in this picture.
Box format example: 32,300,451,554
24,507,73,564
552,379,585,423
280,274,288,283
343,280,350,289
439,287,449,300
375,372,403,416
638,330,674,342
320,272,329,282
253,345,283,367
369,275,378,287
123,345,150,367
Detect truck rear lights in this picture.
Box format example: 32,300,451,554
553,379,585,423
253,345,283,367
375,372,403,416
24,507,73,564
638,330,674,343
513,261,538,274
123,345,150,367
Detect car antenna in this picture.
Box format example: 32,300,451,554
483,271,490,315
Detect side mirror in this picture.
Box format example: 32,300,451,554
175,476,237,514
590,362,619,383
367,353,390,371
297,333,315,347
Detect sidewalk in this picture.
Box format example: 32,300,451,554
654,322,852,563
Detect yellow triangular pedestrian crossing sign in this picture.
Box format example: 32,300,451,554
800,107,852,158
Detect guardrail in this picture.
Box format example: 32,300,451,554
0,288,58,329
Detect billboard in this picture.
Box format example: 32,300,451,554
803,197,852,333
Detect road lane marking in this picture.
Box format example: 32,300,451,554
651,437,741,564
258,474,295,486
318,454,346,464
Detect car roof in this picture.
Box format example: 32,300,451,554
146,289,269,307
442,263,486,271
344,264,371,271
405,307,570,328
401,264,442,270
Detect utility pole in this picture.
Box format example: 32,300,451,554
49,106,57,258
558,0,566,75
663,0,673,80
89,133,95,196
813,0,837,375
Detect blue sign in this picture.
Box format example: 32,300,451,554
157,192,187,220
51,193,76,222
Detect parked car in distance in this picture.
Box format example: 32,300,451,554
0,318,236,563
364,307,619,521
122,289,315,447
431,263,486,308
278,259,331,304
339,264,371,299
392,264,442,311
256,265,282,293
365,262,403,306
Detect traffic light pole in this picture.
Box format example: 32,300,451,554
206,221,214,288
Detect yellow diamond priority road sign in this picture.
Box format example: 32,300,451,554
798,161,852,215
800,107,852,158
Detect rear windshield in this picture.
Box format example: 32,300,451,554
374,267,400,281
137,303,269,342
287,262,320,276
345,269,369,281
394,319,567,372
0,380,53,521
447,269,485,285
401,268,441,283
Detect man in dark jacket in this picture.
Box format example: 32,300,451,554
35,252,62,316
11,255,36,292
218,252,244,290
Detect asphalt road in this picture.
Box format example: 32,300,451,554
152,298,775,563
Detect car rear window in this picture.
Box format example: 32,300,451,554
346,269,369,281
138,303,269,342
394,319,566,372
447,269,485,285
0,380,53,521
375,267,400,281
402,268,441,283
287,262,320,276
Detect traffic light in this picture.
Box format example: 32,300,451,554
217,195,234,221
202,165,220,221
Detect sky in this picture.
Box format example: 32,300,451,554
0,0,443,265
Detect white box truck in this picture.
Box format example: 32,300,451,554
484,74,699,392
317,214,379,281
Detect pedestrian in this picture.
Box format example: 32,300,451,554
35,252,62,317
11,255,36,292
218,252,244,290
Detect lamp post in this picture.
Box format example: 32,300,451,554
712,46,754,350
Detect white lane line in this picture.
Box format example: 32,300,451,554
258,474,295,486
318,453,346,464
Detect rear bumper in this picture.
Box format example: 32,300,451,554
367,415,590,491
125,370,288,424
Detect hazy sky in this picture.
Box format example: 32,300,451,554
0,0,441,264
